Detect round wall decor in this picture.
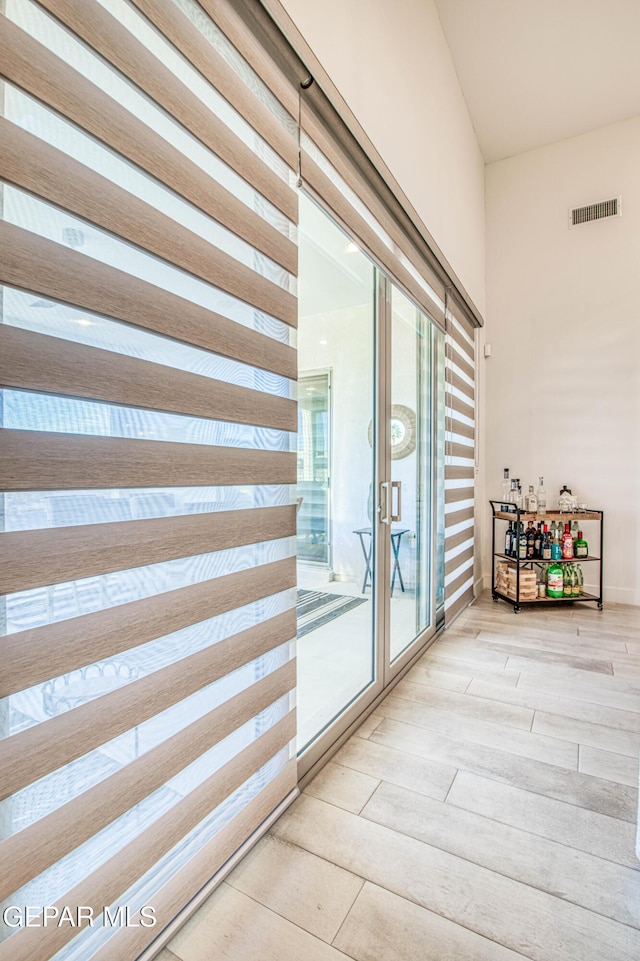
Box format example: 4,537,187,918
368,404,416,459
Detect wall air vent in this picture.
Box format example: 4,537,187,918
569,196,621,228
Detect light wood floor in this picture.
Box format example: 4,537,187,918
161,592,640,961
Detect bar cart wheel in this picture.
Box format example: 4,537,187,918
598,602,603,610
492,594,499,603
513,605,521,614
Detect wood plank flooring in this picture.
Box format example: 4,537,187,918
166,592,640,961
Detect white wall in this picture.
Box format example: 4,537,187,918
277,0,486,317
484,117,640,604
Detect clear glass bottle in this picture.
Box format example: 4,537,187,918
514,480,524,510
537,476,547,514
501,468,511,511
525,485,538,513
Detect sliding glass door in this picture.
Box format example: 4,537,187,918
296,195,440,766
387,284,434,668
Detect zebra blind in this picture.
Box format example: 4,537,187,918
0,1,298,959
444,294,476,622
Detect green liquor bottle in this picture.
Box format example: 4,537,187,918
563,565,573,598
571,565,580,597
574,530,588,558
547,562,563,598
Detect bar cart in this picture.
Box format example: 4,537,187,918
489,500,604,613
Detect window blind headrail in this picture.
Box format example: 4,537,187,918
0,624,296,803
0,223,297,379
0,709,296,961
0,430,297,491
0,504,296,596
33,0,297,222
1,557,296,699
0,119,297,326
129,0,298,170
0,17,297,276
0,657,294,902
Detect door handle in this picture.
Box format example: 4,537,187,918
378,481,390,524
390,480,402,523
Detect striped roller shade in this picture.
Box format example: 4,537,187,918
443,294,476,622
0,0,298,958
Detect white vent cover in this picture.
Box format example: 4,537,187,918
569,196,622,228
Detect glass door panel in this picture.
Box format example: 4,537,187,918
296,194,378,752
388,284,433,663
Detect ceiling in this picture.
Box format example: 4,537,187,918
433,0,640,163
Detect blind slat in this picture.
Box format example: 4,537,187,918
446,342,474,381
446,368,475,402
0,326,296,432
0,222,296,379
0,430,296,491
0,664,294,901
0,17,296,275
0,712,296,961
444,505,474,529
1,558,296,699
445,526,475,554
0,505,295,596
444,389,475,422
445,565,474,600
445,486,474,505
34,0,297,222
0,640,296,803
445,545,474,578
130,0,298,170
0,117,297,326
447,416,475,442
445,465,475,481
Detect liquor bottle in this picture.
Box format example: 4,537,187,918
574,530,588,558
541,524,551,560
518,523,527,559
526,522,536,559
561,523,574,560
576,565,584,595
525,485,538,512
534,522,542,559
571,565,580,597
537,476,547,514
514,481,524,510
551,525,562,560
571,520,579,541
508,479,518,504
501,469,511,511
505,520,514,556
547,561,563,598
563,565,574,598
